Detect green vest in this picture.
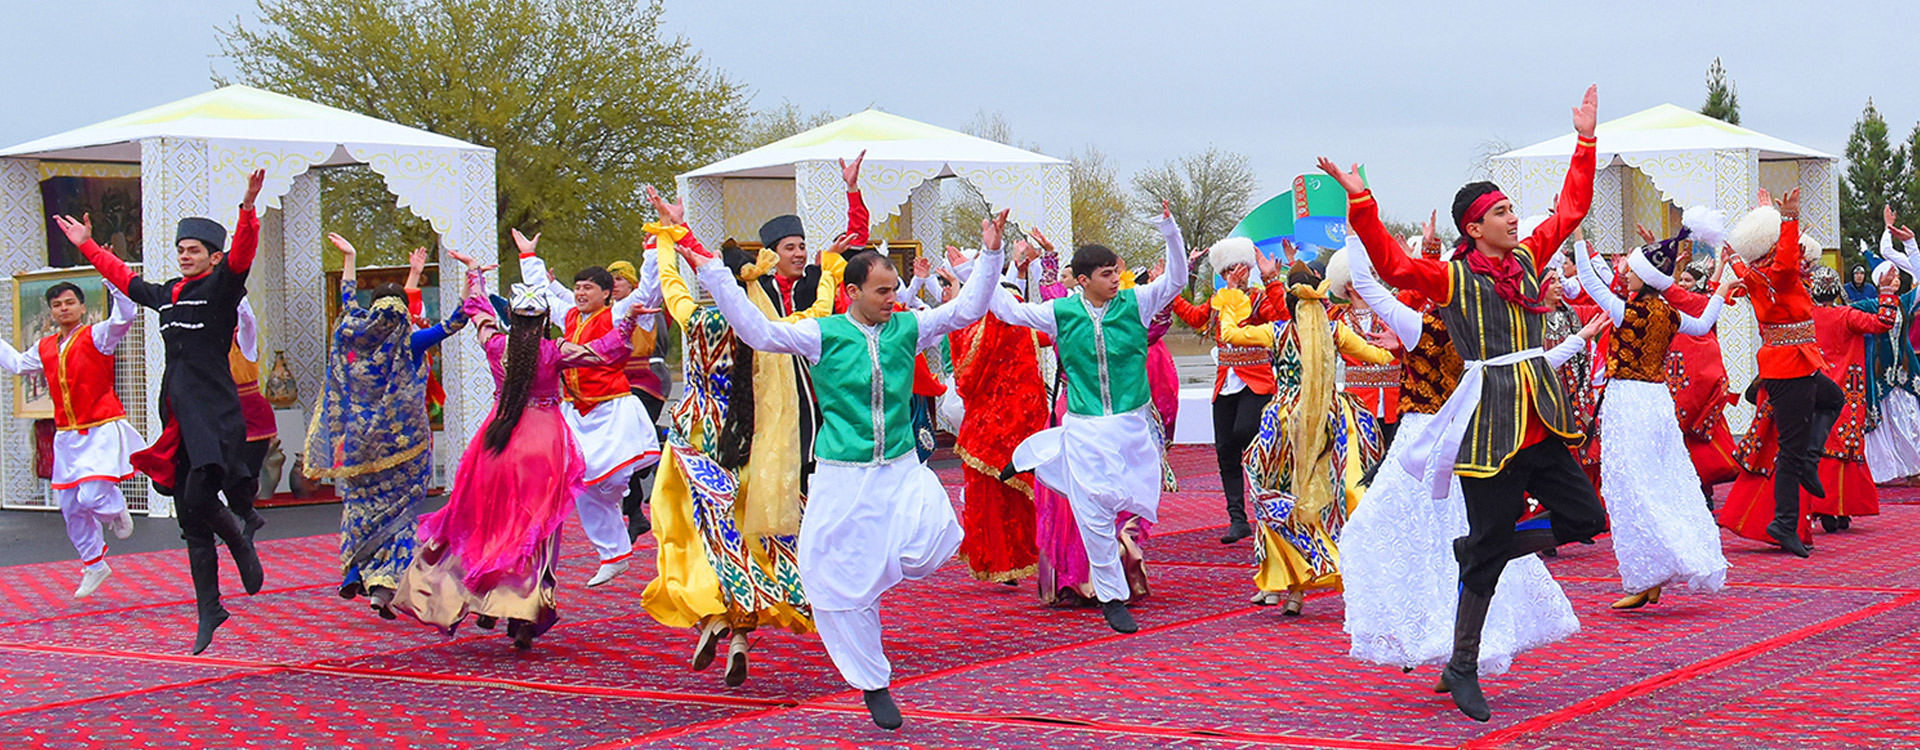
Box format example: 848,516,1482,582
812,314,920,464
1053,289,1151,417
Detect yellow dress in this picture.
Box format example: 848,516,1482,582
1221,292,1390,594
639,251,839,633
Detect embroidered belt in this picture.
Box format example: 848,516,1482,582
1759,320,1817,347
1217,346,1272,368
1344,364,1402,388
529,396,561,408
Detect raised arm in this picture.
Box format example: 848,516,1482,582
1520,86,1599,273
54,213,166,309
1572,241,1625,325
1349,242,1426,347
1218,307,1277,348
513,229,572,329
695,257,822,360
915,212,1010,347
1320,160,1451,303
0,332,42,376
1134,209,1190,321
92,282,139,354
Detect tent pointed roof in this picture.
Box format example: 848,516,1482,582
0,84,488,162
1495,103,1832,162
683,109,1064,179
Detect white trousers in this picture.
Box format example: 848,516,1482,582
576,464,636,563
59,481,126,569
815,605,891,691
1014,407,1160,603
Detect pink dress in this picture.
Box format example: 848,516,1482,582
396,304,632,638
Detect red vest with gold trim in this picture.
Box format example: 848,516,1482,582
564,307,630,413
39,328,127,431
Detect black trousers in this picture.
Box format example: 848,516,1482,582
1762,373,1846,525
1457,439,1609,596
225,438,270,522
624,389,668,530
1213,388,1272,526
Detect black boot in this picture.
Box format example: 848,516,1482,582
1440,588,1494,722
225,479,267,544
863,688,903,730
1768,520,1811,558
209,509,265,595
188,543,229,655
1100,599,1138,633
1800,407,1840,499
1220,495,1253,543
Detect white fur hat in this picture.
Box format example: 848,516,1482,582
1208,236,1259,275
1728,206,1783,263
1680,205,1729,251
1800,235,1823,261
1322,242,1355,299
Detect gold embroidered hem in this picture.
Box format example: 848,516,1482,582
960,557,1039,583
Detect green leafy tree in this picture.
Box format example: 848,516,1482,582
1130,147,1258,294
1839,99,1908,269
219,0,750,278
1701,57,1741,125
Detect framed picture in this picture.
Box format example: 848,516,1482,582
325,265,445,430
41,174,143,267
11,266,141,419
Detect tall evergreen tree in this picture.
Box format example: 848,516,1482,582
1700,57,1741,125
1840,99,1908,267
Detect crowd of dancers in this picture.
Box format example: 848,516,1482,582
27,86,1920,730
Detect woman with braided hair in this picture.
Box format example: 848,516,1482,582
640,184,831,688
391,263,645,650
1225,254,1391,616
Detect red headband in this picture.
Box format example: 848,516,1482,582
1463,190,1509,226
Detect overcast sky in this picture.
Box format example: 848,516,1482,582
8,1,1920,221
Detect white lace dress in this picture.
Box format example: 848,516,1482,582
1599,379,1731,594
1341,412,1581,675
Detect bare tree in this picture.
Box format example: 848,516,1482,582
737,100,839,151
1130,147,1258,292
1469,137,1516,181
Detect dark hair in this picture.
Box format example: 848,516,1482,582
1284,265,1322,317
573,267,614,306
45,282,84,305
1451,181,1503,249
368,282,406,304
715,335,756,470
842,250,896,289
1070,244,1121,279
482,312,549,453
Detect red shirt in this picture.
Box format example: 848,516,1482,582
1730,219,1824,379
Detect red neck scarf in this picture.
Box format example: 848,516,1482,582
1463,248,1552,315
774,273,800,311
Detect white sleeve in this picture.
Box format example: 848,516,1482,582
1676,295,1725,337
1884,233,1920,279
1133,214,1190,323
916,249,1004,349
1574,243,1626,325
989,285,1058,337
235,295,259,361
1578,241,1616,288
636,249,664,309
0,334,41,375
93,283,139,353
1349,245,1425,347
901,274,931,310
1545,333,1585,367
951,257,975,284
517,252,573,328
696,260,823,362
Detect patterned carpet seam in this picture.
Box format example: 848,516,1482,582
1461,590,1920,749
0,667,280,720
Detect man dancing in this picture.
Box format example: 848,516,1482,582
0,279,143,598
57,168,270,654
995,205,1188,634
659,189,1002,731
1323,86,1610,721
517,234,660,586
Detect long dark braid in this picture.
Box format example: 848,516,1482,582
715,330,757,470
482,312,547,453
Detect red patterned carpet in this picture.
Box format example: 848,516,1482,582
4,445,1919,749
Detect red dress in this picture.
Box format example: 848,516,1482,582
949,313,1049,581
1663,286,1741,487
1720,304,1892,544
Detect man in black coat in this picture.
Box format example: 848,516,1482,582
56,169,269,654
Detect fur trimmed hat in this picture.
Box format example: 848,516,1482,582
1728,206,1782,263
757,214,805,249
1322,243,1354,300
1208,236,1259,275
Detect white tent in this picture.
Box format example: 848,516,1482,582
678,109,1070,257
0,85,498,514
1492,104,1840,433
